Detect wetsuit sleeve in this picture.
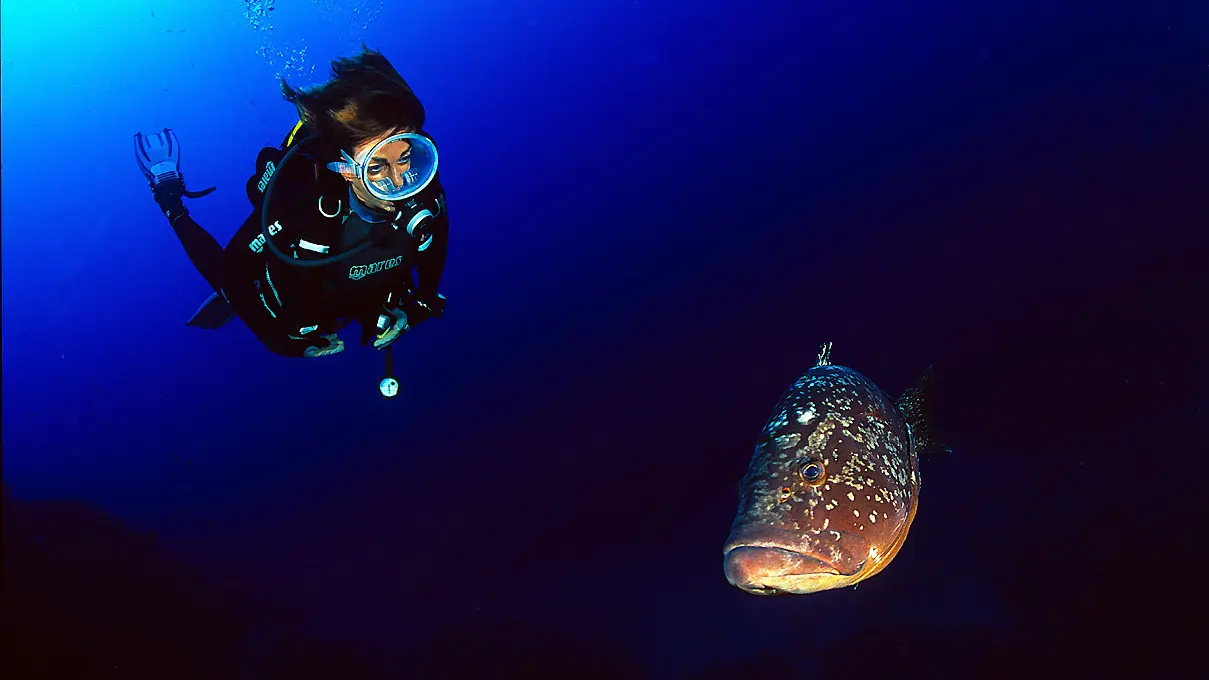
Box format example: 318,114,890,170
414,208,449,302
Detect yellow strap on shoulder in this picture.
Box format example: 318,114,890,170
283,120,304,149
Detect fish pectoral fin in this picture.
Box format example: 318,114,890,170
896,365,953,456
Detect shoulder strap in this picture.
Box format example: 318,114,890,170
281,120,306,150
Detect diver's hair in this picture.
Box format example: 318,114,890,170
279,45,425,154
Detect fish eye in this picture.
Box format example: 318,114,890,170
799,460,826,486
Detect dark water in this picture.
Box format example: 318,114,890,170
3,1,1206,678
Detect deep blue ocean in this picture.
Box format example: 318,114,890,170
2,1,1206,678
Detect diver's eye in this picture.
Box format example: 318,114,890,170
799,460,826,486
367,164,383,175
778,487,792,503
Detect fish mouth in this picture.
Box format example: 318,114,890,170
722,530,869,596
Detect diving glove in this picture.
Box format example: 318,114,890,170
373,309,410,350
134,128,216,223
302,333,346,358
371,293,446,350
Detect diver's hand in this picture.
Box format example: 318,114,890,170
373,309,410,350
133,128,216,221
303,333,345,358
259,332,344,358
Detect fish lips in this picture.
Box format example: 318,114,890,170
722,527,870,595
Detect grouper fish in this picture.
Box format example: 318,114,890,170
723,342,949,595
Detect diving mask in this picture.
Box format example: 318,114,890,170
327,132,439,202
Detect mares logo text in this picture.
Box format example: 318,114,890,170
349,255,404,281
248,220,284,253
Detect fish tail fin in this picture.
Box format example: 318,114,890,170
896,365,952,457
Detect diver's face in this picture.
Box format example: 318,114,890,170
345,126,414,211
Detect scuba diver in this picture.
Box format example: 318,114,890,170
133,47,448,397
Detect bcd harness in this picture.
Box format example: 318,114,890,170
247,120,446,343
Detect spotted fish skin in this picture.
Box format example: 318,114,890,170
723,344,946,595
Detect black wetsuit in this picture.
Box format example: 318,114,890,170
171,125,449,357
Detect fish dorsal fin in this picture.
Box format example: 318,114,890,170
815,342,833,367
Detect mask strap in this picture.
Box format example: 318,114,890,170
326,149,362,177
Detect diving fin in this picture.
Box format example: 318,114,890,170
186,292,234,329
